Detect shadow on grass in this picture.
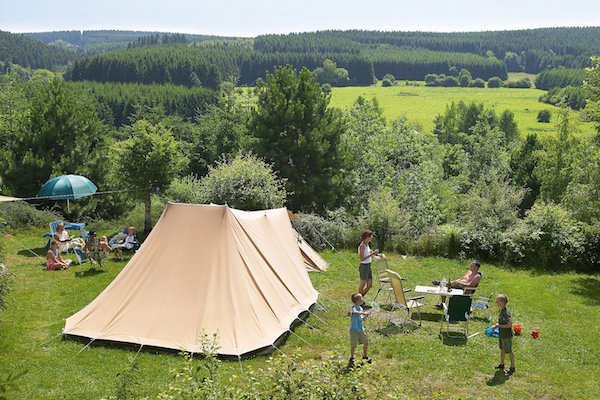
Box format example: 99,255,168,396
439,332,467,346
74,268,106,278
17,248,47,258
376,321,420,336
419,312,442,322
570,277,600,306
485,370,509,386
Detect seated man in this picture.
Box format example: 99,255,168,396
434,260,482,308
112,226,137,261
53,223,84,253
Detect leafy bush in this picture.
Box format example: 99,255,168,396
160,332,381,400
402,224,463,258
198,154,286,210
469,78,486,88
360,187,404,251
513,202,586,269
164,174,203,204
487,76,503,88
539,86,588,110
382,73,396,83
537,109,551,122
0,202,62,229
292,209,357,251
505,77,532,88
381,78,393,87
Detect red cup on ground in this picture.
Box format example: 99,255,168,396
513,324,523,335
531,329,539,339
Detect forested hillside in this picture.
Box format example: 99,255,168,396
24,30,232,55
0,30,78,70
256,28,600,72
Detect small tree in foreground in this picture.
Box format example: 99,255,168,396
110,120,187,233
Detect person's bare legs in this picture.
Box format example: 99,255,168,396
509,352,515,369
500,349,506,366
350,345,356,359
358,280,367,296
362,343,368,358
364,279,372,297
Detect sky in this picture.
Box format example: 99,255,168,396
1,0,599,37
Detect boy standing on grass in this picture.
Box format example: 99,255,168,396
492,294,516,375
349,293,372,367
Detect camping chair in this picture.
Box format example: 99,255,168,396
471,290,494,321
440,295,472,338
387,269,424,328
74,247,90,265
43,220,64,249
461,271,483,296
372,254,394,303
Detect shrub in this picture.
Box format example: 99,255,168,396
360,187,404,251
403,224,463,258
441,76,460,87
382,73,396,83
381,78,393,87
161,332,379,400
537,109,551,123
487,76,503,88
505,78,532,88
291,209,357,250
514,202,586,269
198,154,286,210
424,74,438,86
469,78,486,88
164,174,203,204
0,202,62,229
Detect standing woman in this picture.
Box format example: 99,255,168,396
358,229,378,306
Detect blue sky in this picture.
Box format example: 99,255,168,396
1,0,599,36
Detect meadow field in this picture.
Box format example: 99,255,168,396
1,228,599,399
329,84,595,137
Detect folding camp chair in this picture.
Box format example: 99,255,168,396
387,269,424,328
74,247,90,265
471,290,494,321
440,294,472,338
372,254,393,303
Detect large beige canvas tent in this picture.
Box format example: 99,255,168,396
64,203,319,356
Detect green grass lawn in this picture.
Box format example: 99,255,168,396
1,229,599,399
329,85,595,137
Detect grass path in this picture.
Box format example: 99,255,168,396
1,229,599,399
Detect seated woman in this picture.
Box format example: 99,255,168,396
53,223,84,253
83,230,112,268
46,241,72,270
112,226,137,261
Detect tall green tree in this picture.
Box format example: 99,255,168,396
249,65,348,213
4,77,105,196
110,120,187,233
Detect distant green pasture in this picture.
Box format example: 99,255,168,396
329,85,595,137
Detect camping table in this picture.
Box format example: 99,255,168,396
413,285,466,298
414,285,467,309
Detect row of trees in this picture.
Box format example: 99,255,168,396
534,68,586,90
68,39,508,88
255,28,600,73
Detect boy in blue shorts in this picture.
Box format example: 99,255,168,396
492,294,516,375
349,293,372,367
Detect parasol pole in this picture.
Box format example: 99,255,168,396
67,199,70,213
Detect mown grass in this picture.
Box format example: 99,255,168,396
1,229,599,399
329,85,595,137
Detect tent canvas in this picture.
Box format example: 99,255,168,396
293,229,330,272
64,203,319,356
